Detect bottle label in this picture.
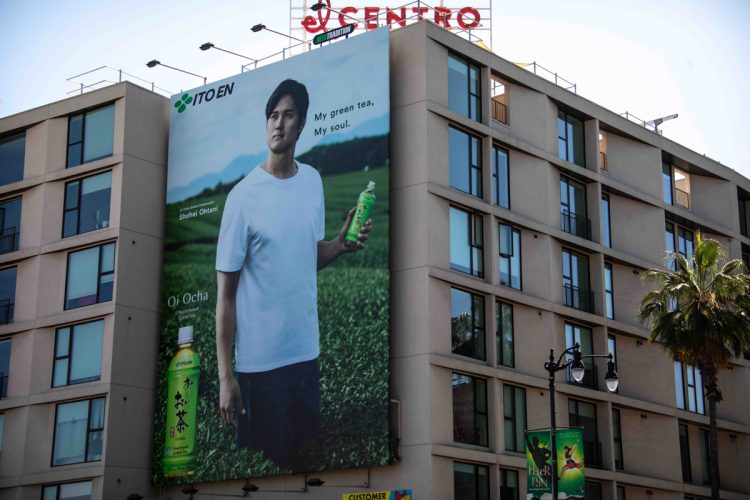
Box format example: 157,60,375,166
163,362,200,476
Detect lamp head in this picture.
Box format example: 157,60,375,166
571,346,585,382
251,23,265,32
200,42,214,51
307,477,325,487
146,60,160,68
181,485,199,495
241,482,259,493
605,356,619,392
311,2,326,11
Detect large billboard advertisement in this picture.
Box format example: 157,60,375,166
526,429,585,500
153,28,391,485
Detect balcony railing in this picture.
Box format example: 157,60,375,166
561,209,592,240
0,299,14,325
599,151,607,171
492,99,508,124
563,283,595,313
0,227,19,255
674,187,690,209
567,363,599,390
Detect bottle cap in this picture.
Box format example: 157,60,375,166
178,326,194,345
367,181,375,190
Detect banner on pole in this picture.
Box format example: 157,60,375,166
526,428,585,500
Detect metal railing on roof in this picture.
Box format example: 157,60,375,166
515,61,577,93
67,66,174,97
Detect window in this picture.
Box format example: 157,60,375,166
566,323,596,389
584,481,602,500
612,408,623,470
65,243,115,310
0,339,9,398
451,288,485,360
497,301,514,367
0,267,16,324
63,171,112,237
448,54,480,121
42,481,93,500
662,163,673,205
674,360,705,414
679,424,692,482
66,104,115,168
53,320,104,387
449,127,482,198
616,486,626,500
569,399,600,468
499,223,521,289
0,133,25,186
491,75,508,124
492,145,509,208
0,197,21,254
664,163,691,209
608,335,618,369
452,372,488,447
601,193,611,247
562,249,592,313
598,131,608,171
561,176,589,239
454,462,489,500
0,413,4,450
604,263,614,319
450,207,484,278
52,397,105,466
499,468,519,500
739,198,749,238
503,385,526,452
557,110,585,167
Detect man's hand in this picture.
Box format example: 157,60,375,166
219,377,245,428
338,206,372,252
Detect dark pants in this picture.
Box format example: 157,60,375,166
236,358,320,470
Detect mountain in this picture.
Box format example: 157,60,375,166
166,153,264,203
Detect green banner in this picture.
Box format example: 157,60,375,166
526,430,553,498
526,429,585,499
556,428,585,499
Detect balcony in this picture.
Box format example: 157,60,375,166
0,299,14,324
492,99,508,124
561,209,591,240
563,283,594,313
0,227,19,254
674,187,690,209
599,151,607,171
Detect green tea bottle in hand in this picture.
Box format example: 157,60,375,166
163,325,201,477
345,181,376,244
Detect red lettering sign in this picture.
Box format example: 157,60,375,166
300,2,482,33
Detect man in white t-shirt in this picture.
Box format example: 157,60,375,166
215,79,371,470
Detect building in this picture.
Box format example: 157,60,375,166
0,83,168,499
1,20,749,500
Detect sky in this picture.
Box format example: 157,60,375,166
1,0,749,179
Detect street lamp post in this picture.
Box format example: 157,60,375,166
544,344,619,500
145,60,207,86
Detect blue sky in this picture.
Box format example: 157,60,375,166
1,0,749,178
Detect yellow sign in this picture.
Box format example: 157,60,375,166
343,490,412,500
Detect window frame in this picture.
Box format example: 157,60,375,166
557,110,585,167
612,407,624,470
62,171,112,238
452,372,488,447
679,423,692,482
0,266,17,325
674,360,705,414
51,397,106,467
52,320,104,388
454,461,489,500
562,248,592,313
492,144,510,209
601,193,611,248
499,468,519,500
498,223,521,290
503,384,526,453
0,338,10,398
448,53,481,122
0,132,26,187
66,103,115,168
449,126,483,198
41,480,93,500
560,175,589,239
496,301,514,368
451,287,486,361
64,242,116,310
450,206,484,278
0,196,22,254
604,262,614,320
491,74,508,125
568,398,600,468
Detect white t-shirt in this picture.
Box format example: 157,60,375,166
216,162,324,373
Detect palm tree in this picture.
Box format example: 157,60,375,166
638,232,750,500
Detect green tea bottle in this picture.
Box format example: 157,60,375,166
345,181,376,244
163,325,200,477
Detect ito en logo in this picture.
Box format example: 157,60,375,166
174,93,193,113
